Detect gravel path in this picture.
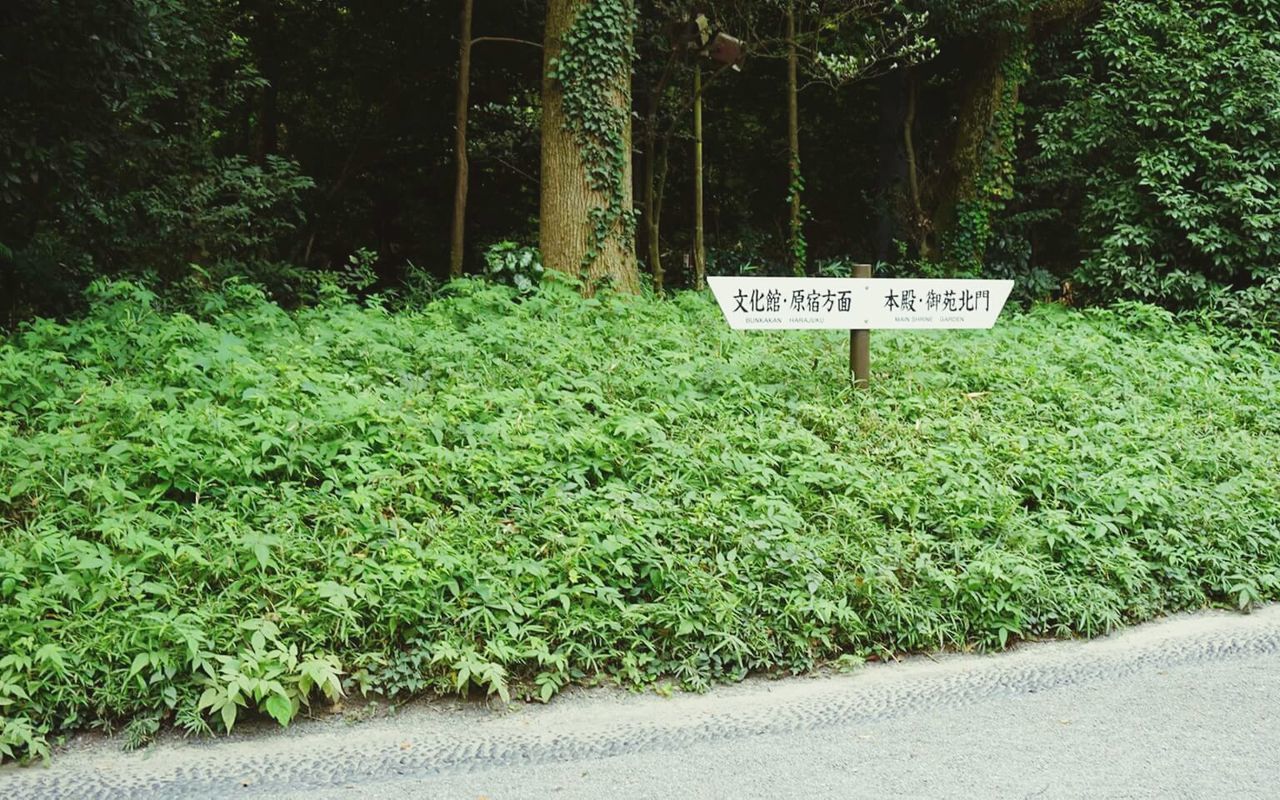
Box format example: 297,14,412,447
5,605,1280,799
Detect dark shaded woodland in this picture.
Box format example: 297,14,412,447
3,1,1278,330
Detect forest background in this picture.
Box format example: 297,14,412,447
3,0,1278,333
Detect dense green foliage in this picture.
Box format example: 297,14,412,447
3,280,1279,761
1037,0,1280,328
0,0,313,320
3,0,1277,330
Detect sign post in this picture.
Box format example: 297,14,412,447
707,272,1014,388
851,262,871,388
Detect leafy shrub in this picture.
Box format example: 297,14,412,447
123,156,314,271
1,279,1279,762
6,156,313,314
483,241,544,294
1037,0,1280,331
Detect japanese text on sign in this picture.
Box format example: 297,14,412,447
708,277,1014,330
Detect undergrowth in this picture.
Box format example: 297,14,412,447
2,278,1278,762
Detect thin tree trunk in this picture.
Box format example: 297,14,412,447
449,0,474,279
540,0,639,295
644,117,662,293
786,0,804,275
654,127,671,282
692,63,706,290
644,55,675,294
903,68,930,260
874,67,907,264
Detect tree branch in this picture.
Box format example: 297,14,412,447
471,36,542,49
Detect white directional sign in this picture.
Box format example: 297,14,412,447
707,276,1014,330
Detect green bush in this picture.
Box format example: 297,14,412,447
1,278,1279,762
1038,0,1280,331
483,241,545,294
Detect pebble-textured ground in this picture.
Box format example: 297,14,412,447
5,605,1280,799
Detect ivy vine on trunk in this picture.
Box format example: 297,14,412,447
541,0,639,294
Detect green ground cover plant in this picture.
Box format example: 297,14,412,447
2,278,1279,762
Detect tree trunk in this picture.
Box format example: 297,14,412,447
903,69,931,260
253,0,279,163
540,0,640,295
692,64,706,290
449,0,474,279
644,54,675,294
874,67,907,264
927,2,1094,265
644,118,662,293
654,128,671,285
785,0,804,275
930,34,1019,249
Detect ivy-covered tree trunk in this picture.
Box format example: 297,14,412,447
540,0,640,295
926,0,1096,270
928,31,1025,269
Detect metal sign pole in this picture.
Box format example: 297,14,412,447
851,262,871,388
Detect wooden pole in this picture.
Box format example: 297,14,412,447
851,262,871,387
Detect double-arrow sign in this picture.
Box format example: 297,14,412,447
707,271,1014,386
